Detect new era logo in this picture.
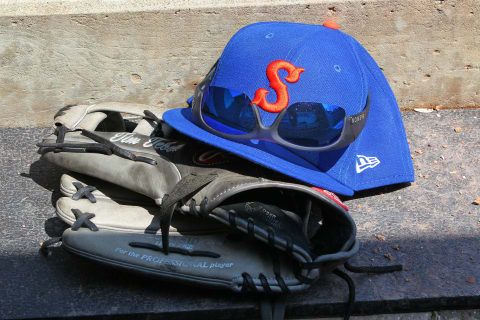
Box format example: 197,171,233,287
355,155,380,173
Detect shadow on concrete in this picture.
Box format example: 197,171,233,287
20,158,67,192
1,235,479,320
341,182,413,201
44,217,69,238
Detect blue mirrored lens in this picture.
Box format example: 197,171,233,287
201,86,255,135
277,102,345,147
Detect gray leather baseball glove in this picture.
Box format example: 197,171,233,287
38,103,401,320
55,172,322,294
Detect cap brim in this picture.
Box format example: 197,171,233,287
163,107,354,196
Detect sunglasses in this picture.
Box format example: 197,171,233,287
191,63,370,151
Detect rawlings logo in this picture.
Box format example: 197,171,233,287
251,60,305,113
312,187,349,211
193,150,230,166
245,202,279,227
110,132,184,152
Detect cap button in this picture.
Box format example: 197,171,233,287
323,21,339,30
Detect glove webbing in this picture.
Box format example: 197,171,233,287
159,172,218,254
81,129,157,165
37,126,157,165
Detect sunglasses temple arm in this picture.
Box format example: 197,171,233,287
347,93,370,137
329,94,370,150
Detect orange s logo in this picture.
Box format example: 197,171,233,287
251,60,305,113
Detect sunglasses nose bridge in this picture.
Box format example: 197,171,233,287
253,124,276,143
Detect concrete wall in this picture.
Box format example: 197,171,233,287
0,0,478,127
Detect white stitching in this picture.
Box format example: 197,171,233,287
72,104,96,128
210,182,254,202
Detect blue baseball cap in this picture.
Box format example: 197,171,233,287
163,21,414,196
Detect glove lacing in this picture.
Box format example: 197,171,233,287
37,110,170,165
40,208,99,255
71,182,97,202
157,172,218,254
37,124,157,165
193,198,403,320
